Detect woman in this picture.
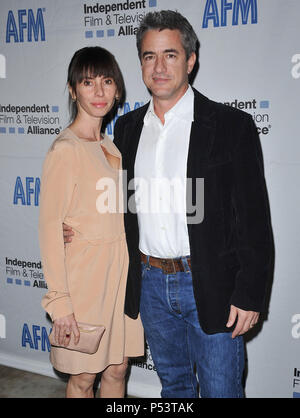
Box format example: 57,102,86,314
39,46,144,398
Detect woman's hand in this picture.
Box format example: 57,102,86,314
63,223,74,245
52,313,80,347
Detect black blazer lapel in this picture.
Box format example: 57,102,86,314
186,90,216,225
187,89,216,169
121,104,149,182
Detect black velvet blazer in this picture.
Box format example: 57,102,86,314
114,88,273,334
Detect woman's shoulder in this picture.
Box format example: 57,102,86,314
42,129,81,174
49,127,80,152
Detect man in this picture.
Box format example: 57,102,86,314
65,10,273,398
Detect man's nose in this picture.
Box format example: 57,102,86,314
154,55,166,73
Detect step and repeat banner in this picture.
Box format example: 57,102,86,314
0,0,300,398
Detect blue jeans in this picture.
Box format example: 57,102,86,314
140,257,245,398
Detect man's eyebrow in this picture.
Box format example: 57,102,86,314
142,48,179,58
164,49,179,54
142,50,155,58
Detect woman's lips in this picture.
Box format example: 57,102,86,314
91,102,107,108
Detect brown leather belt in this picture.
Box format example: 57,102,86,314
141,252,191,274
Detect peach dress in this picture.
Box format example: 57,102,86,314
39,128,144,374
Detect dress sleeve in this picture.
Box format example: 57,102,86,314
39,141,77,320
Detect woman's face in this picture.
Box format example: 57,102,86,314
70,74,118,120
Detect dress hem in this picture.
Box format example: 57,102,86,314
50,350,145,375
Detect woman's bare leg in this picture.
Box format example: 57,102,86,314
99,358,128,398
66,372,96,398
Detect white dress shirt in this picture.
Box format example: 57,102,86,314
134,86,194,258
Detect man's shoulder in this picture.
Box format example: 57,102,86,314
116,102,149,126
193,88,251,124
113,102,149,148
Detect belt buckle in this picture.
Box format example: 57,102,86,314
161,258,176,274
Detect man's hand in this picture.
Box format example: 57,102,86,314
52,313,80,347
226,305,259,339
63,223,74,245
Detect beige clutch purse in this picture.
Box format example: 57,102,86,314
49,322,105,354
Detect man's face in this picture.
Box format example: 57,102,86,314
140,29,196,107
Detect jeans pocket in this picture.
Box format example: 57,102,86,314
141,262,147,278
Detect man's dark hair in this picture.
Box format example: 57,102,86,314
136,10,199,61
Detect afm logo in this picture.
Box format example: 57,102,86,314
202,0,257,28
6,8,46,43
22,323,50,352
13,176,40,206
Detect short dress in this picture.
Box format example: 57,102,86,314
39,128,144,374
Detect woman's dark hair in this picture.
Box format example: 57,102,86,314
67,46,125,122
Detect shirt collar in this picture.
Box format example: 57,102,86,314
144,85,194,126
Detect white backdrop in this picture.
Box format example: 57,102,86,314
0,0,300,398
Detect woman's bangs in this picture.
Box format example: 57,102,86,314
77,55,115,83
